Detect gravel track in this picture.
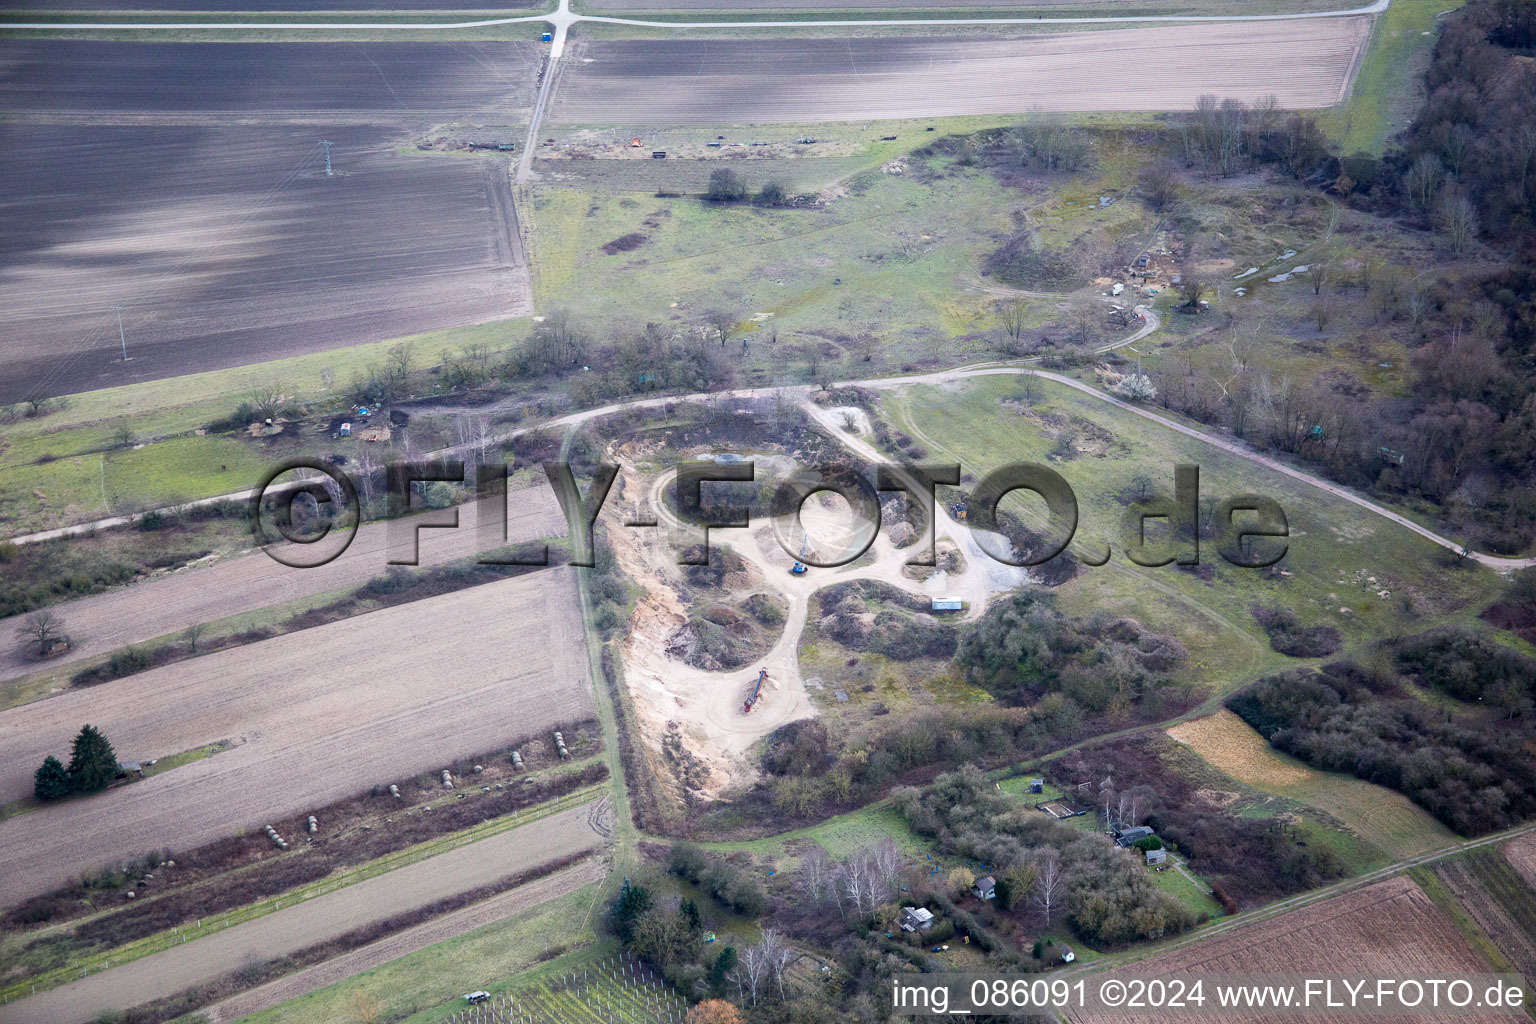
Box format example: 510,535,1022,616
0,566,592,906
0,802,609,1024
0,479,564,688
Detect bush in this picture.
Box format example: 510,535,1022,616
755,181,787,207
1250,605,1342,658
705,169,747,203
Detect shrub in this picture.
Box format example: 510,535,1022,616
1250,605,1342,658
754,181,787,207
705,169,747,203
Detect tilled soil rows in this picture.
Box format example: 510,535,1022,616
551,20,1370,124
0,567,592,907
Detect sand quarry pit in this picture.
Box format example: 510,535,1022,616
605,410,1012,800
0,568,591,907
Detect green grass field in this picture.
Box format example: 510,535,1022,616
888,375,1502,671
1318,0,1457,155
224,884,606,1024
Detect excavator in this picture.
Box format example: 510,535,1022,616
790,536,808,575
743,668,768,714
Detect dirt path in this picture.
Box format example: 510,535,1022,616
200,857,607,1024
0,568,592,906
0,801,611,1024
0,479,564,690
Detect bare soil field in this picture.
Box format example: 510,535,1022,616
0,567,592,906
549,19,1370,124
1074,876,1503,1024
199,856,606,1024
0,477,564,689
7,0,534,9
0,41,538,402
583,0,1347,10
0,802,610,1024
1508,833,1536,891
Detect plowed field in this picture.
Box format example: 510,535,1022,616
0,567,591,906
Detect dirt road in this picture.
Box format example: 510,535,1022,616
0,801,611,1024
0,478,564,689
0,567,592,906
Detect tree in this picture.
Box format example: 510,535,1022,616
349,990,384,1024
706,169,747,203
245,383,285,421
1138,161,1179,212
1110,373,1157,401
1405,153,1444,214
997,861,1039,911
68,725,118,793
946,866,976,898
16,609,66,656
996,298,1028,352
34,755,70,801
1306,261,1328,296
1506,569,1536,619
1436,190,1479,256
611,877,652,943
688,1000,745,1024
111,421,136,449
754,181,787,207
710,946,738,991
1032,854,1064,926
182,622,207,653
1175,272,1209,312
705,309,737,349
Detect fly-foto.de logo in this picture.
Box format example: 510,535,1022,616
250,458,1288,572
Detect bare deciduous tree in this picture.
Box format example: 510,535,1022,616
1138,160,1179,213
1032,853,1064,927
1306,260,1329,296
17,609,66,655
246,383,284,421
996,298,1028,350
1175,272,1209,311
1436,190,1479,256
800,845,831,906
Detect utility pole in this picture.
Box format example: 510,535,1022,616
322,140,333,177
114,306,128,361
